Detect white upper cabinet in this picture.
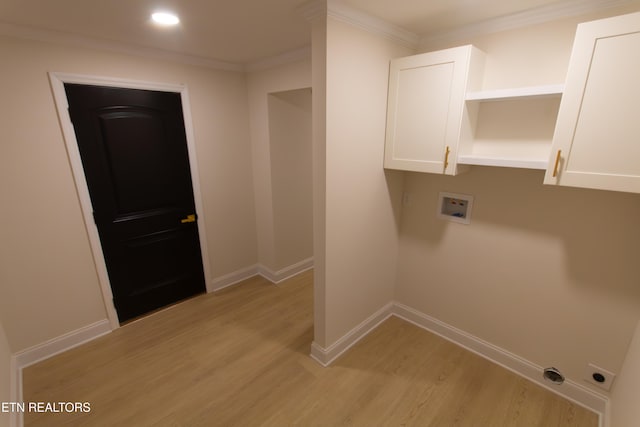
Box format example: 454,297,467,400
384,45,484,175
544,11,640,193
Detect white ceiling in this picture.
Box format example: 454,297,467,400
0,0,635,68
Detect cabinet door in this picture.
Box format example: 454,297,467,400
384,46,481,175
544,12,640,193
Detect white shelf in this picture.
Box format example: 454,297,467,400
457,155,548,170
465,84,564,102
459,85,561,171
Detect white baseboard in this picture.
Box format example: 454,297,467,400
9,355,20,427
309,300,607,417
14,320,111,370
310,302,393,366
259,257,314,284
211,258,314,291
10,319,111,427
210,264,260,291
392,302,608,416
309,342,330,367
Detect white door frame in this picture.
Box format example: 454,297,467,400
49,72,214,330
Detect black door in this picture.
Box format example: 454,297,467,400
65,84,206,322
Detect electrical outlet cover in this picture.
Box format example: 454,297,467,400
584,363,616,390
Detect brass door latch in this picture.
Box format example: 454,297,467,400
180,214,196,223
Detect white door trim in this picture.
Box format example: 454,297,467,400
48,72,214,330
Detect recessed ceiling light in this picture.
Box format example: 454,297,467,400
151,11,180,26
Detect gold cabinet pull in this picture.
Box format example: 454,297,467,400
180,214,196,224
552,150,562,178
444,146,451,170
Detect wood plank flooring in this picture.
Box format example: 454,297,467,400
23,270,598,426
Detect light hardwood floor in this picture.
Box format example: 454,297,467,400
23,270,598,426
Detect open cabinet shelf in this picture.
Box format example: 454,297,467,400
457,155,548,170
460,85,563,170
466,84,564,102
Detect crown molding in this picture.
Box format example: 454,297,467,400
297,0,328,21
245,45,311,72
297,0,419,48
327,0,419,48
419,0,638,47
0,21,244,72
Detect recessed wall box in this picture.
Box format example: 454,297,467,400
438,192,474,224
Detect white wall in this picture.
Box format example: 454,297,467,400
268,89,313,271
397,167,640,395
0,320,10,427
319,17,412,346
610,319,640,427
246,59,312,273
0,35,257,352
